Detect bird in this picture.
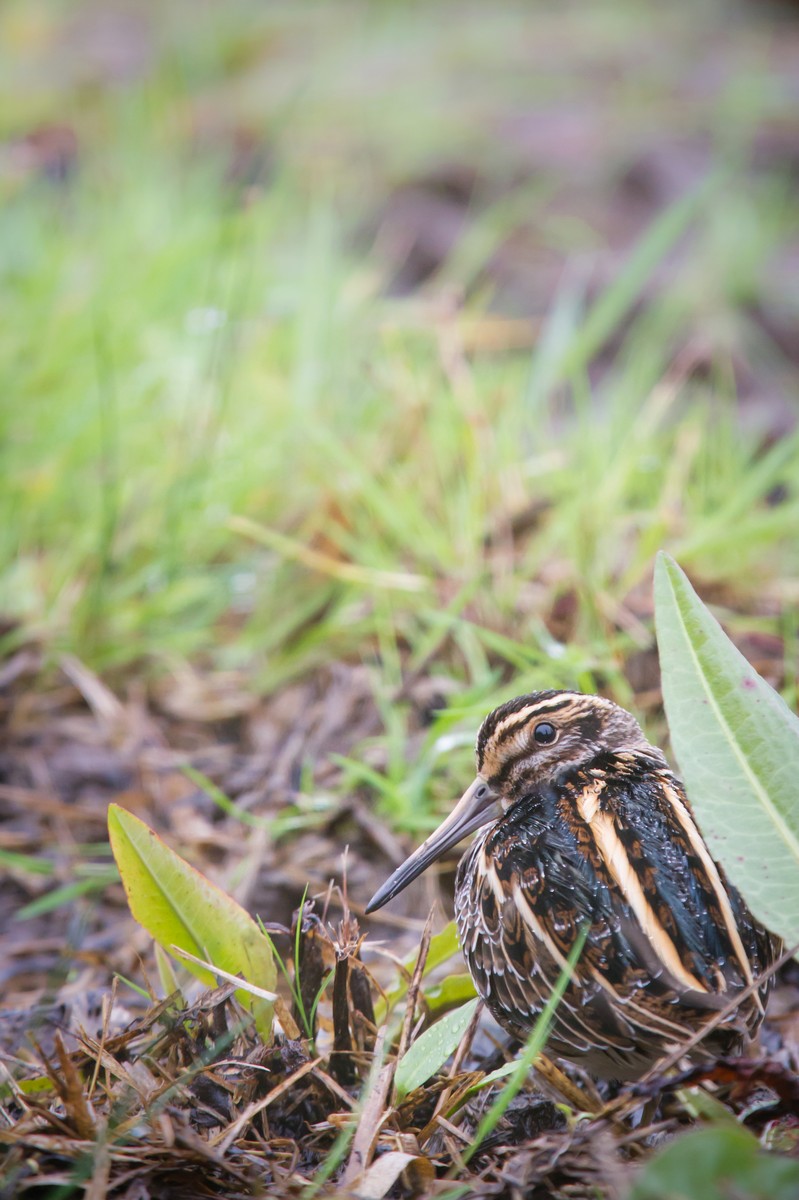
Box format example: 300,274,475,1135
366,690,780,1081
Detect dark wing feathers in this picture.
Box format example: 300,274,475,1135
454,752,778,1075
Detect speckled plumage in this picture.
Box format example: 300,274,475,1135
367,690,780,1080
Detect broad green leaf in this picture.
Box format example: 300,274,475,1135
471,1058,517,1090
654,552,799,945
423,972,478,1014
108,804,275,1039
408,919,463,974
394,997,479,1100
631,1125,799,1200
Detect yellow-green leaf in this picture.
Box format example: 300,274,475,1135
108,804,275,1039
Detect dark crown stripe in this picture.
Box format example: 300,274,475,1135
477,691,578,766
492,697,576,746
478,689,565,742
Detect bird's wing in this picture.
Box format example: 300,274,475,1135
457,758,776,1057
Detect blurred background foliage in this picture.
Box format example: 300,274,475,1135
1,0,797,709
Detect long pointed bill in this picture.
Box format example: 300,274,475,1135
365,777,500,913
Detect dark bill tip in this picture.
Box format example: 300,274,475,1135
364,776,500,914
365,873,409,915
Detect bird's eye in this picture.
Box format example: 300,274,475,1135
533,722,558,745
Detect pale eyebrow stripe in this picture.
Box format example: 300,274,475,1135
490,696,577,745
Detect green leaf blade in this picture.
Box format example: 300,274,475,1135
654,552,799,945
423,973,478,1015
108,804,275,1038
394,997,479,1100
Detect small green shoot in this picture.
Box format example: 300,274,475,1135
256,900,335,1044
154,942,184,1004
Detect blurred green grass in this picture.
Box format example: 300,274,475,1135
1,0,798,707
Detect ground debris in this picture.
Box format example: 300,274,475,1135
3,640,799,1195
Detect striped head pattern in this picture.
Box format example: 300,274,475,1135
475,690,656,805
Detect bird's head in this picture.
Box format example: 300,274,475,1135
365,690,651,913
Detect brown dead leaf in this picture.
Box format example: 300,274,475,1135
351,1149,435,1199
342,1027,394,1188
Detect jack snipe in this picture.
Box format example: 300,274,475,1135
366,691,780,1080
